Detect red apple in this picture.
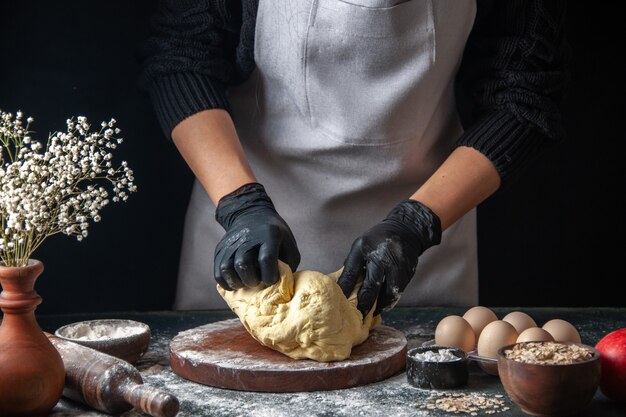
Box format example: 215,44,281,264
595,328,626,402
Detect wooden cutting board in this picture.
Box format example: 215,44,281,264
169,318,407,392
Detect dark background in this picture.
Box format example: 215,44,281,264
1,1,623,313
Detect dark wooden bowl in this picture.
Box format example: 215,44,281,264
55,319,151,364
497,342,601,417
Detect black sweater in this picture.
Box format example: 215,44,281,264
139,0,569,181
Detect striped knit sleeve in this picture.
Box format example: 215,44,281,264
138,0,242,139
455,0,570,182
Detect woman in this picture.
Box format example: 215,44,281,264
139,0,568,315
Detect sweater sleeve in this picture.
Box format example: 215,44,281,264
455,0,570,182
138,0,243,139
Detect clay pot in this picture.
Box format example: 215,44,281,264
0,259,65,417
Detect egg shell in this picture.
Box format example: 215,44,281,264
516,327,554,343
434,315,476,352
542,319,581,343
503,311,537,334
463,306,498,340
477,320,518,374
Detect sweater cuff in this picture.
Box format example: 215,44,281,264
148,72,231,139
455,110,544,182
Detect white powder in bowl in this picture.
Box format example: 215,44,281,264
61,322,145,340
411,348,462,362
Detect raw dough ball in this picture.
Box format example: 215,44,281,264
218,261,380,362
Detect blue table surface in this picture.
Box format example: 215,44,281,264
34,307,626,417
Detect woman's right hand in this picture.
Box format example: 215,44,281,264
169,110,297,290
213,182,300,290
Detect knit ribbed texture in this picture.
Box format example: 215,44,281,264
456,110,539,180
455,0,569,182
148,72,231,138
138,0,251,138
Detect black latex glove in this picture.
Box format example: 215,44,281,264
337,200,442,317
214,183,300,291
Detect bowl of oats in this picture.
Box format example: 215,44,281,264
497,341,601,416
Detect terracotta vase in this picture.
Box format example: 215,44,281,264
0,259,65,417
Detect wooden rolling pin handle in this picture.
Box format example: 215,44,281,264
121,383,180,417
44,331,180,417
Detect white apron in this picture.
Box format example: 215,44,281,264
175,0,478,310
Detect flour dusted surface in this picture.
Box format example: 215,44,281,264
170,319,405,372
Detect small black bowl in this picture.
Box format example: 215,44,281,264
407,345,469,389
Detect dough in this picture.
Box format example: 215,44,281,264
217,261,381,361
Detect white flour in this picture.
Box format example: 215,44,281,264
410,348,462,362
59,321,145,341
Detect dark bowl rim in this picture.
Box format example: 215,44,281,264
54,318,151,344
496,341,600,367
407,345,468,364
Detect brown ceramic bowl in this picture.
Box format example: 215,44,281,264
497,341,601,417
55,319,151,364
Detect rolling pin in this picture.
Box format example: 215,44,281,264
45,332,179,417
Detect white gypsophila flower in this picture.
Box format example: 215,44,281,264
0,110,137,267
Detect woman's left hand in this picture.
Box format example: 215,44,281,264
337,200,442,317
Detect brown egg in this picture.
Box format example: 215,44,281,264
477,320,518,374
434,315,476,352
503,311,537,334
542,319,581,343
463,306,498,340
516,327,554,343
